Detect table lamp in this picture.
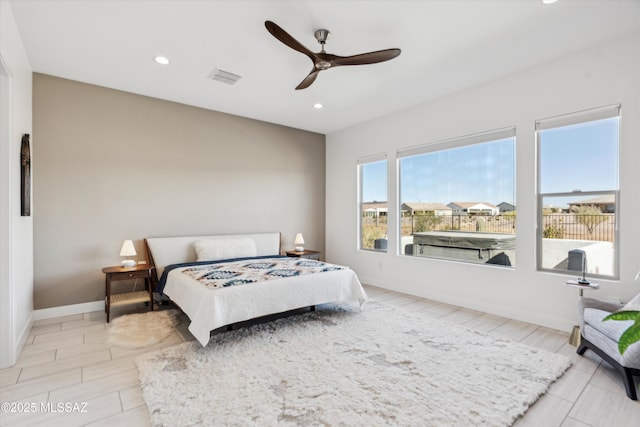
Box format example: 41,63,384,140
119,240,137,267
294,233,305,252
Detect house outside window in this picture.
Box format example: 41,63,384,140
358,155,387,252
397,128,516,266
536,105,620,279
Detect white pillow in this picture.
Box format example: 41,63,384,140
622,292,640,311
193,238,257,262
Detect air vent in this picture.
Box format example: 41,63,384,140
208,69,242,85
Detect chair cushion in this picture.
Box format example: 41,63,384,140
583,323,640,368
584,308,633,342
622,292,640,311
583,307,640,369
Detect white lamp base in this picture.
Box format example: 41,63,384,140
295,246,304,252
121,259,137,268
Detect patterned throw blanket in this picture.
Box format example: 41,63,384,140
181,258,345,289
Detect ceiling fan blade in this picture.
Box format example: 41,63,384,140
295,69,321,90
330,48,401,67
265,20,315,61
265,21,401,90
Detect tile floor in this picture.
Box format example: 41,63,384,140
0,285,638,426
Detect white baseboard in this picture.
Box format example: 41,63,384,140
34,300,104,321
15,311,33,356
361,280,575,333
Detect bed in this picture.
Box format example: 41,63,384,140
145,232,368,346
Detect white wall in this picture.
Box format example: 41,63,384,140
326,33,640,332
0,0,33,368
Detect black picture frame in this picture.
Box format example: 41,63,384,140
21,133,30,216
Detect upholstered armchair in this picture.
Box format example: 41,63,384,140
577,295,640,400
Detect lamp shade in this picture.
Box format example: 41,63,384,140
119,240,137,257
294,233,305,245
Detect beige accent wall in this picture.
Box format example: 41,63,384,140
33,73,325,309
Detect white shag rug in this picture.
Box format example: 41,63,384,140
135,301,570,426
108,309,179,349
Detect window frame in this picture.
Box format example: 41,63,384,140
396,127,516,266
357,153,388,252
535,105,620,279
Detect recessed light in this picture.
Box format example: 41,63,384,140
541,0,558,4
153,56,170,65
313,103,323,109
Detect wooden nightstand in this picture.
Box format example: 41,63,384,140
102,265,154,322
285,250,321,261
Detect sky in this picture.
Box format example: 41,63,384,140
361,117,618,210
539,117,618,194
362,138,515,206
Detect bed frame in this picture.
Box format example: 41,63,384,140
144,231,366,346
145,231,282,285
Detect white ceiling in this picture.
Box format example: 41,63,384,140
8,0,640,134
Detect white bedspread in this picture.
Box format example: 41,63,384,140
164,258,368,346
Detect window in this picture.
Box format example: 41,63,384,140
536,105,620,278
358,155,387,251
398,128,516,266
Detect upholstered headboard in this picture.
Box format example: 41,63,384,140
145,232,281,280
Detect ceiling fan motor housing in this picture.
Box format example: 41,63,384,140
314,29,330,45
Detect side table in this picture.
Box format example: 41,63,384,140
286,250,321,261
566,280,599,346
102,265,154,322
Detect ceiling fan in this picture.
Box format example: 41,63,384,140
265,20,401,90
